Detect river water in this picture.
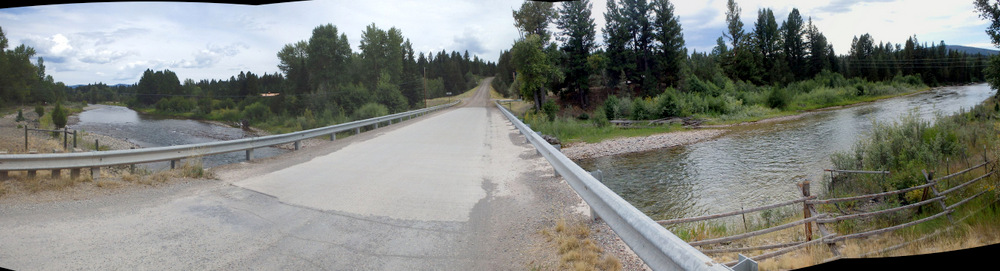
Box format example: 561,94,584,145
69,105,287,170
576,83,996,222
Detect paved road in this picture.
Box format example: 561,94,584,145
0,79,588,270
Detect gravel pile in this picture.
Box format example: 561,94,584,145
561,129,727,160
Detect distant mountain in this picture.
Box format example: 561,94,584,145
946,45,999,56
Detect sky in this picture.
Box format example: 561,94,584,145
0,0,993,86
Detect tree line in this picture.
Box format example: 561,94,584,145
0,26,67,107
495,0,992,116
62,23,495,132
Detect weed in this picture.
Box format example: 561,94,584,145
542,218,621,271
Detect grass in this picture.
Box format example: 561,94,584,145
0,157,215,199
539,217,622,271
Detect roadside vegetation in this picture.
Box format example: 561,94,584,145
538,217,622,271
0,157,214,199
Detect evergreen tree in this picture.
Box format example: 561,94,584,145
556,0,597,107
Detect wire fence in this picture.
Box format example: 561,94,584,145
654,158,999,267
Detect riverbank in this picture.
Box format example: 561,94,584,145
558,84,946,161
561,128,726,160
0,104,139,154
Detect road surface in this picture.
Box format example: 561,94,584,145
0,79,611,270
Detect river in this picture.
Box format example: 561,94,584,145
69,105,288,170
576,83,996,223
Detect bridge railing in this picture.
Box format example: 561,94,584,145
0,101,459,180
493,101,736,271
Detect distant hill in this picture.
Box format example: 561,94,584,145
68,83,133,89
946,45,999,56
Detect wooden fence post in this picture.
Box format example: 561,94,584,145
799,181,813,242
918,171,932,213
922,169,954,224
802,180,841,259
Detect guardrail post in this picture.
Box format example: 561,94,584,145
355,127,361,135
0,171,8,181
52,169,61,179
170,159,178,169
91,167,100,181
294,140,301,150
588,170,603,221
330,133,336,141
27,170,36,179
246,149,254,161
71,168,80,180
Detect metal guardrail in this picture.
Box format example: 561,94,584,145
493,101,735,271
0,101,459,177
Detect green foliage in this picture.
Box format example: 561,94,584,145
154,96,195,113
512,34,554,111
353,102,389,120
766,86,791,109
542,100,558,121
242,102,271,123
51,102,67,129
15,109,24,122
34,105,44,118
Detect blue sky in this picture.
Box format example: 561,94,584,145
0,0,992,86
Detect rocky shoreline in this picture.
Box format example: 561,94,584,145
561,128,727,160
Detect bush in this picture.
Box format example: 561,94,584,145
657,88,681,118
630,97,657,120
51,103,67,129
603,95,620,120
353,102,389,120
35,105,44,118
542,100,558,121
242,102,271,123
16,109,25,122
767,87,791,109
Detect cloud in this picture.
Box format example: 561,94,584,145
452,29,486,55
78,48,134,64
177,43,249,69
818,0,897,14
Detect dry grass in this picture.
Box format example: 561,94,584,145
693,197,1000,270
540,217,621,271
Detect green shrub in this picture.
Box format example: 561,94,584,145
242,102,271,123
51,103,67,129
542,100,558,121
603,95,620,120
767,87,791,109
353,102,389,120
35,105,44,118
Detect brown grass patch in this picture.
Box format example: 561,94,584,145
541,218,621,271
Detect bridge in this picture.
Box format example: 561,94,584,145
0,79,741,270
